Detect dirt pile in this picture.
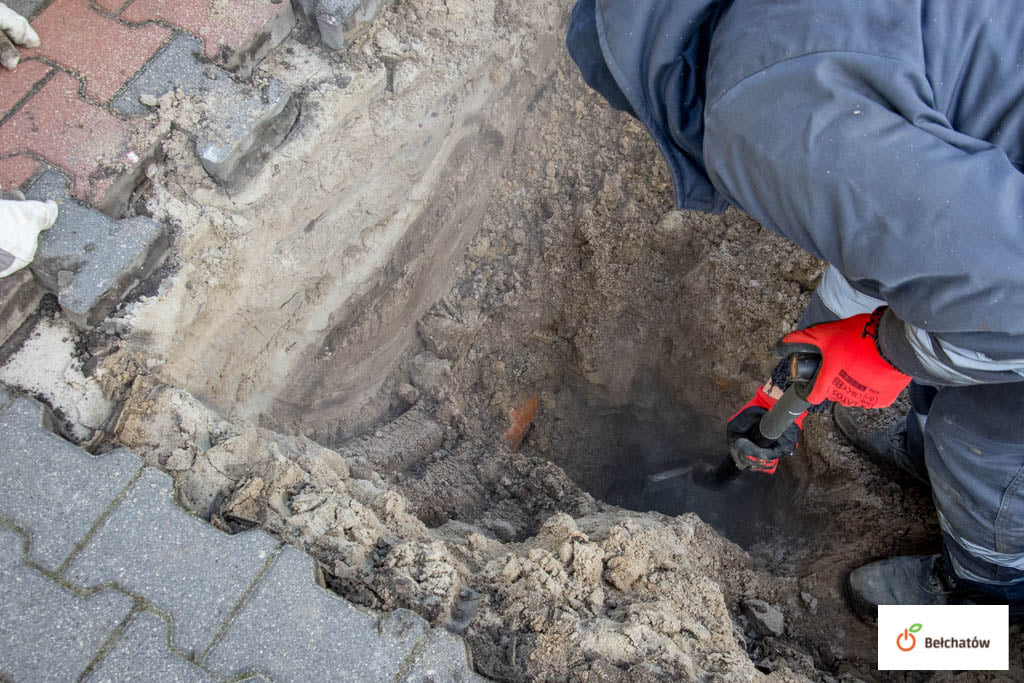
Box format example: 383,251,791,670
107,365,821,681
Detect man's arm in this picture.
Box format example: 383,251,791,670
704,51,1024,386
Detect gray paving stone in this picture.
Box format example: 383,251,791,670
113,35,296,190
86,611,216,683
112,36,221,118
0,384,11,408
66,468,279,657
0,398,141,571
0,527,134,681
205,547,427,682
194,77,296,190
4,0,50,20
296,0,389,51
24,170,167,328
402,629,485,683
24,167,70,203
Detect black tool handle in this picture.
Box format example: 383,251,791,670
757,352,821,442
758,387,813,441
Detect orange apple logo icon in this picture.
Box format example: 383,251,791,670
897,623,922,651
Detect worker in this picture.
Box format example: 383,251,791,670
567,0,1024,621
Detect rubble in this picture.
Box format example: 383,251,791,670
743,599,786,638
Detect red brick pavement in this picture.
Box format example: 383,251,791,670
24,0,171,103
94,0,131,13
122,0,285,62
0,0,291,202
0,71,130,202
0,61,52,118
0,155,42,193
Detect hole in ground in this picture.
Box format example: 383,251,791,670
512,371,811,550
110,10,949,676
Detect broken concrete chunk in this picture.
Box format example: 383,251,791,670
165,448,194,471
396,382,419,405
391,60,419,95
742,598,785,637
336,406,442,473
409,352,452,395
484,519,517,542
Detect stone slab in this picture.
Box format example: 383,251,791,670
0,397,141,571
0,526,134,681
86,611,216,682
205,546,427,682
402,629,485,682
25,169,167,328
66,468,279,656
24,165,70,201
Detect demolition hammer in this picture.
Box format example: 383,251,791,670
692,351,822,489
640,351,823,497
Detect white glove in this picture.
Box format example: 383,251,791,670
0,198,58,278
0,3,41,70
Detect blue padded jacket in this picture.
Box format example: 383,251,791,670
568,0,1024,385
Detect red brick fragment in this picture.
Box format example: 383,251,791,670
22,0,171,103
504,396,539,451
0,71,130,202
0,60,52,118
122,0,284,62
0,155,41,192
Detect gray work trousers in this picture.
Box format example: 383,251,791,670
803,268,1024,600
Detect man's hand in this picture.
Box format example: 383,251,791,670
0,3,41,70
777,307,911,408
0,196,58,278
727,386,805,474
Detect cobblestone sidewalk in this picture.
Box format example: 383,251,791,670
0,388,482,681
0,0,299,340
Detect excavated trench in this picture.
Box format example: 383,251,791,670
85,1,1024,680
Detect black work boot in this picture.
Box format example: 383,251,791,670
846,555,958,624
832,405,929,485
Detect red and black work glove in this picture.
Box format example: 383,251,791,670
727,387,806,474
777,307,910,408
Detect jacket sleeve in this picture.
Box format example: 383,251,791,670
703,51,1024,386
